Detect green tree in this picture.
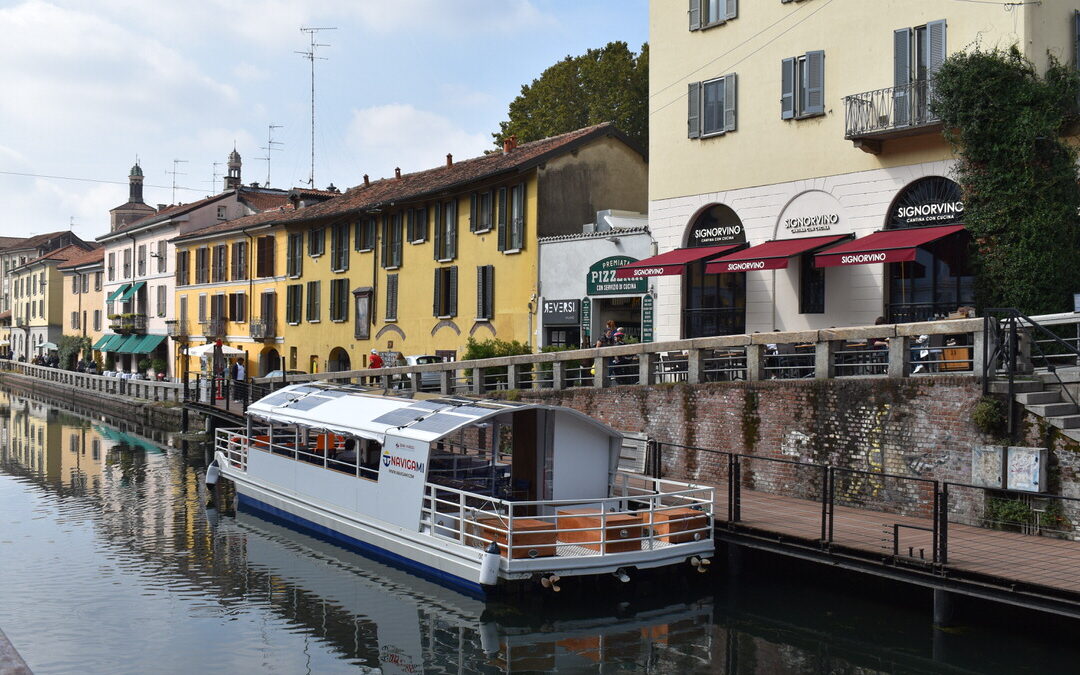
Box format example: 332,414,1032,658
932,47,1080,313
495,41,648,149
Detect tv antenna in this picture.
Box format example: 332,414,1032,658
259,123,284,187
296,26,336,188
166,159,188,204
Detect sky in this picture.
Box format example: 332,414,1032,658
0,0,648,241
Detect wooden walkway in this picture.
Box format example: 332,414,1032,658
712,480,1080,597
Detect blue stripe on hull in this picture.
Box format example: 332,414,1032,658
236,493,487,598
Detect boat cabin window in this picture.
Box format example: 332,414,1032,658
328,437,381,481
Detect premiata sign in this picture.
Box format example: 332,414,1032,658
588,256,647,295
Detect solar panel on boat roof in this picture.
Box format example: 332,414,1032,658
409,413,470,434
371,407,431,426
258,393,298,407
284,396,329,411
290,385,322,394
411,400,451,411
313,388,350,398
448,405,494,418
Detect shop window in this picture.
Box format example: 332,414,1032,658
781,51,825,119
688,74,737,138
799,253,825,314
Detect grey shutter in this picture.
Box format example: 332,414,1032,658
484,265,494,319
780,57,795,119
894,28,912,126
469,193,478,233
433,269,442,316
380,217,388,268
497,187,508,251
805,50,825,115
725,0,737,21
447,200,457,259
433,202,443,260
1075,11,1080,69
687,82,701,138
723,74,737,132
476,266,484,319
926,20,946,75
449,266,458,317
689,0,700,31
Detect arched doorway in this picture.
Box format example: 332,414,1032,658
327,347,351,372
682,203,747,338
884,177,973,322
259,348,280,376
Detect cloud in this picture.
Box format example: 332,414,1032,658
345,104,490,178
344,0,556,34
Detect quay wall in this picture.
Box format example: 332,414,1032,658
0,372,188,432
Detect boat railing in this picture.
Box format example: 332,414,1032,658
215,427,380,481
422,479,714,560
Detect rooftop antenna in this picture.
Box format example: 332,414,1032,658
69,216,76,230
166,159,188,204
205,161,222,193
259,123,283,187
296,26,336,188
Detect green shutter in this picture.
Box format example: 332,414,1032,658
687,82,701,138
805,50,825,116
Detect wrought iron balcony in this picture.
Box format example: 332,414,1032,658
109,313,147,334
165,319,189,339
843,80,942,153
249,317,275,340
201,318,226,339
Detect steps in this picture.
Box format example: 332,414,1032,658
997,378,1080,442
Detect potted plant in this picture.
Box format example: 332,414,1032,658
151,357,168,381
137,357,151,374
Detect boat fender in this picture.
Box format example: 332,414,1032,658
478,620,500,655
479,542,500,586
205,461,220,487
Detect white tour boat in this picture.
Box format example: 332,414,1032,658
210,382,715,595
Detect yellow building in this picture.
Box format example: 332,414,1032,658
58,247,106,363
269,123,646,371
9,244,91,361
647,1,1079,338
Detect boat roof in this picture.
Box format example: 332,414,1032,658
245,383,621,444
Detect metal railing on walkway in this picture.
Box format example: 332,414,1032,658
0,360,183,402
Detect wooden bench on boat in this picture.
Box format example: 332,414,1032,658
473,516,556,559
649,508,708,544
557,509,644,553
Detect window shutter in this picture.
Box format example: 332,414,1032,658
484,265,494,319
805,50,825,115
380,216,389,267
725,0,737,21
688,0,700,30
469,193,478,233
448,266,458,317
1075,10,1080,70
433,202,444,260
418,207,428,242
893,28,912,127
687,82,701,138
476,266,484,319
447,200,457,259
780,58,795,120
723,73,737,132
926,20,946,75
433,269,442,316
497,188,508,251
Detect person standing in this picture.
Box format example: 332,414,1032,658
368,349,384,386
232,357,246,402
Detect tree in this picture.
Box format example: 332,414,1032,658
494,41,648,150
932,47,1080,313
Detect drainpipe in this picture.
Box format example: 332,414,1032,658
242,227,256,372
126,232,138,374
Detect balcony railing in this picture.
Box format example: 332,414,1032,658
165,319,189,339
201,318,226,339
843,80,941,151
109,314,147,334
249,317,275,340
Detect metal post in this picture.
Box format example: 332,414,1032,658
820,465,831,544
931,480,939,564
731,455,741,522
939,483,949,565
1007,317,1017,441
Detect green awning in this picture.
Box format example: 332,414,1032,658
105,284,130,303
92,335,114,350
118,281,145,303
99,334,125,351
130,334,166,355
113,335,143,354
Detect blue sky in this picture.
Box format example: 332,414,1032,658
0,0,648,240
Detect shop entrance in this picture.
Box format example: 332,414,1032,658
592,296,642,343
682,203,747,338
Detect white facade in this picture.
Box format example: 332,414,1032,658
650,159,956,341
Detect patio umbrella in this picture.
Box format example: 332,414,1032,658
183,343,245,357
39,342,58,351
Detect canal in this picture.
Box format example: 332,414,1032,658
1,386,1079,674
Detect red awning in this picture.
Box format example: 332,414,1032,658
705,234,852,274
814,225,966,268
614,245,743,279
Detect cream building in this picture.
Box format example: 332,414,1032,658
644,0,1079,339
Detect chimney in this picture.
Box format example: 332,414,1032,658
157,204,167,211
446,153,453,167
250,181,260,188
502,134,518,154
395,167,401,179
363,174,370,187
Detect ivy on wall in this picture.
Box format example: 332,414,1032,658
932,47,1080,314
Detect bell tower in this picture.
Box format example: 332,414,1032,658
225,147,242,190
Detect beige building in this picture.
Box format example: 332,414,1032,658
58,247,106,362
10,245,91,360
644,0,1079,339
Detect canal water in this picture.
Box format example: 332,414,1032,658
1,387,1079,674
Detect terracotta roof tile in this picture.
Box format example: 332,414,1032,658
56,246,105,270
172,205,296,243
275,123,633,226
239,191,292,212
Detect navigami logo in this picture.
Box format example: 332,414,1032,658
382,450,425,473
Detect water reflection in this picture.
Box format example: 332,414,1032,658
1,388,1079,674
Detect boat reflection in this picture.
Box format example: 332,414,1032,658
224,509,715,673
